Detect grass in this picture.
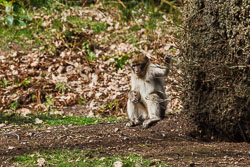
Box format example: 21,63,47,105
12,149,168,166
0,112,119,126
60,16,108,33
0,0,179,50
0,2,63,50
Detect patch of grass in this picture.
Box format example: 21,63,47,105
12,149,168,166
44,95,55,111
82,41,96,62
9,100,20,110
99,100,120,115
55,82,71,95
67,16,86,27
0,18,51,50
0,78,11,88
130,24,141,32
0,112,119,126
0,24,30,49
90,21,108,33
143,18,157,31
67,17,108,33
114,53,130,71
0,1,69,50
125,34,138,44
18,78,32,87
38,115,118,126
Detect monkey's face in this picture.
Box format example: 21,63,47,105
132,64,143,74
130,54,149,77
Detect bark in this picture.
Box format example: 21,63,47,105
181,0,249,142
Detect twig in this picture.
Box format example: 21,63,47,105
161,0,177,10
3,132,20,141
117,0,126,9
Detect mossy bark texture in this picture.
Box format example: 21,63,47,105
181,0,249,142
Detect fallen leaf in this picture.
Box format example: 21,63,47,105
113,161,123,167
37,158,46,166
8,146,15,150
35,118,43,124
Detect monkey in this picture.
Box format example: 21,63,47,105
126,52,171,128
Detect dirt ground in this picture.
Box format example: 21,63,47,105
0,115,250,167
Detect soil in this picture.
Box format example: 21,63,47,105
0,115,250,167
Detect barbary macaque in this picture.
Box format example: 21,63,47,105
126,52,171,128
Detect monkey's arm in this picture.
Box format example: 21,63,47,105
150,64,170,77
150,55,171,77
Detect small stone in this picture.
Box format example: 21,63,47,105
113,161,123,167
87,111,95,118
0,123,5,128
35,118,43,124
37,158,46,166
8,146,15,150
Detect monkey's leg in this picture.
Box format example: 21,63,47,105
126,99,147,127
143,94,166,128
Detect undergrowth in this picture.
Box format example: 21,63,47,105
0,112,119,126
12,149,168,166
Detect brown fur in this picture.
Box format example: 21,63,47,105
130,54,149,66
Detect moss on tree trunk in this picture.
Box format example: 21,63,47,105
181,0,249,142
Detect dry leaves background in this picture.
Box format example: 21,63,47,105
0,2,182,117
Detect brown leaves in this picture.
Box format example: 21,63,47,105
0,3,182,116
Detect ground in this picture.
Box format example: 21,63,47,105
0,115,249,167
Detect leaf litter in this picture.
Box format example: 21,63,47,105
0,3,182,117
1,2,249,167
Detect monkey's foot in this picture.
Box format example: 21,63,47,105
125,121,135,127
126,120,142,127
142,119,160,128
142,120,151,128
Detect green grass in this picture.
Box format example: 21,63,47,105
0,0,179,52
0,112,119,126
39,115,118,126
12,149,168,166
67,16,87,27
0,2,65,50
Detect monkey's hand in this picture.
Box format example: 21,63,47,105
164,54,172,65
128,90,141,104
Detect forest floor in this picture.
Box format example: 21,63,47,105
1,2,250,167
1,114,250,167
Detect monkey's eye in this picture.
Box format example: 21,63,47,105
132,64,142,67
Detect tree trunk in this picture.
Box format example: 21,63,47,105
181,0,249,142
